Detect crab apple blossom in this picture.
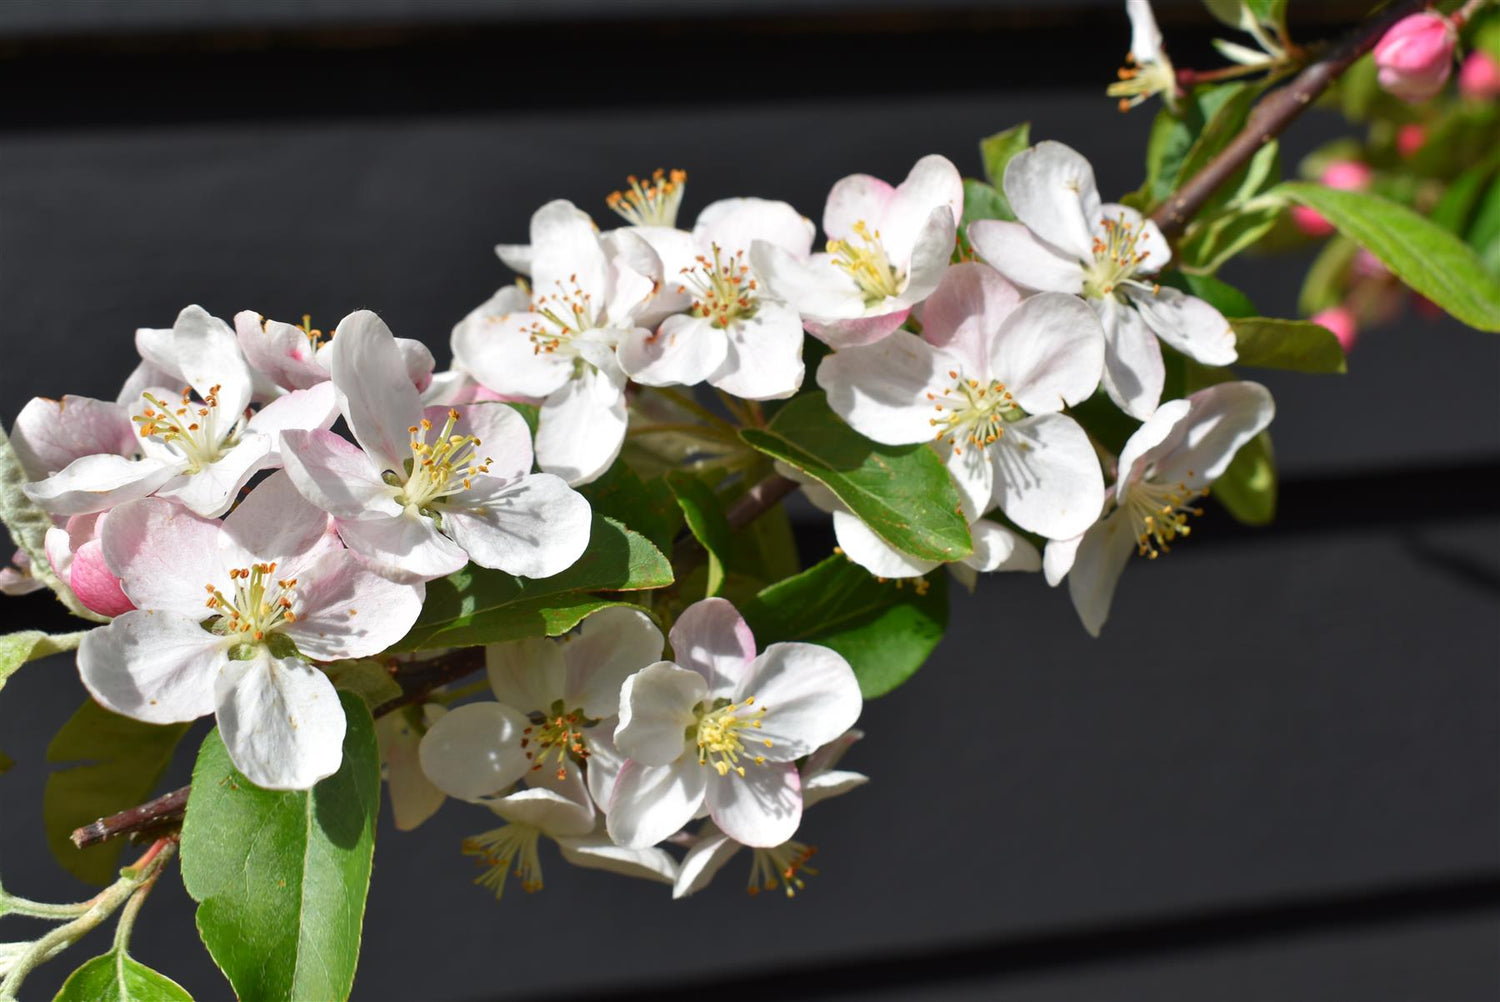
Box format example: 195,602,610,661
280,309,591,583
673,729,868,900
753,154,963,348
452,200,666,485
617,197,817,400
969,141,1236,419
44,512,133,617
76,471,424,789
607,598,862,850
1108,0,1178,112
818,262,1106,541
1044,381,1274,636
1373,11,1458,103
416,606,664,804
234,310,435,396
23,306,338,518
780,461,1040,585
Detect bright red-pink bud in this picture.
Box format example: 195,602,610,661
1291,205,1335,237
1374,12,1457,103
69,539,135,617
1312,306,1358,353
1459,51,1500,100
1320,161,1373,191
1396,123,1427,159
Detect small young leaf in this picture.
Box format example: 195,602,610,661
665,471,732,598
1276,182,1500,331
1177,203,1280,274
740,392,972,563
44,701,190,886
1164,271,1258,318
961,179,1013,228
0,630,88,694
1229,318,1347,374
1146,83,1249,206
394,515,671,650
181,692,379,1002
979,122,1031,189
741,555,948,699
53,950,194,1002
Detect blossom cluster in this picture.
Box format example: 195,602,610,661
4,132,1275,898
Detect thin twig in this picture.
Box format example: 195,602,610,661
1151,0,1426,239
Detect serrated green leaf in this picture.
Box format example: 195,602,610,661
741,555,948,699
740,392,972,563
53,950,194,1002
393,515,671,650
1,630,88,695
979,122,1030,190
664,471,732,598
578,461,681,554
44,701,190,886
1276,182,1500,331
181,692,378,1002
323,659,402,710
1229,318,1347,374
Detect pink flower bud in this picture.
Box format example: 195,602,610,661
1312,306,1359,353
1320,161,1373,191
1459,51,1500,100
69,540,135,617
1291,205,1336,237
1396,123,1427,159
1374,12,1457,103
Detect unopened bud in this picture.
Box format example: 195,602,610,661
1459,51,1500,101
1311,306,1358,354
1373,12,1457,103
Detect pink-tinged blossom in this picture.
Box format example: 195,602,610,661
818,262,1107,541
607,598,862,850
1311,306,1358,354
673,729,868,899
44,512,133,617
282,310,592,584
1459,51,1500,100
452,200,666,485
753,155,963,349
1374,12,1457,103
1043,382,1274,636
23,306,337,518
234,310,436,396
77,472,424,789
617,197,817,400
969,141,1236,419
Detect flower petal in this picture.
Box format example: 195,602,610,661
823,172,896,243
376,712,446,831
441,472,591,579
336,510,469,583
991,412,1105,540
749,244,867,321
418,700,532,801
803,768,869,809
1150,381,1275,489
559,832,680,886
669,597,757,697
816,331,949,445
606,758,707,850
833,510,938,578
280,550,424,660
1003,141,1101,261
219,469,333,569
154,434,273,518
705,760,802,848
69,538,135,617
138,305,254,423
1067,511,1139,637
899,204,960,305
735,642,862,761
245,382,340,457
491,786,595,838
23,454,180,517
1096,295,1166,421
216,652,346,790
1125,285,1237,367
968,219,1086,294
327,310,422,473
234,311,328,391
617,314,730,388
883,154,965,265
564,607,665,719
1116,397,1194,498
671,826,742,898
279,429,398,520
535,366,627,486
988,292,1105,414
529,199,609,299
694,197,815,258
445,402,534,484
9,395,138,480
964,518,1042,573
614,661,705,766
78,611,228,724
710,302,806,401
803,308,913,350
919,261,1025,375
102,497,226,614
452,306,575,400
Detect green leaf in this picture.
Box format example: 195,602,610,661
1177,203,1280,274
1229,318,1347,374
393,515,671,650
979,122,1030,190
741,555,948,699
53,950,194,1002
740,392,972,563
1431,156,1500,234
665,471,733,598
578,461,681,554
1146,83,1249,206
961,178,1012,228
1212,430,1277,525
1466,174,1500,276
323,659,402,710
1297,235,1359,316
0,423,105,622
1167,272,1258,317
1175,84,1266,217
1069,390,1142,458
181,692,378,1002
44,701,190,886
1275,182,1500,332
1,630,88,694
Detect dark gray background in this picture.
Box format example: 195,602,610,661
1,2,1497,1000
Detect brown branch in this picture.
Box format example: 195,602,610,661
1151,0,1426,239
